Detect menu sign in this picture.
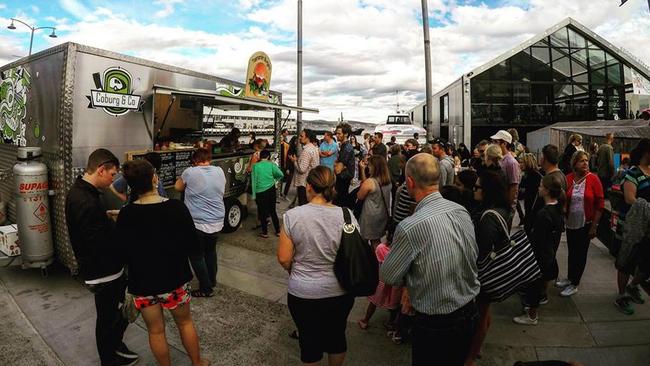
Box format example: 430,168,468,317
130,150,195,187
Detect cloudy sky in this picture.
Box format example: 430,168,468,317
0,0,649,123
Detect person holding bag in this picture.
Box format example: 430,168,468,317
557,151,604,297
357,155,392,248
277,166,357,366
466,169,513,366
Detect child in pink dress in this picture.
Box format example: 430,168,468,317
357,240,403,330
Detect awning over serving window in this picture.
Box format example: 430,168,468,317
153,84,319,114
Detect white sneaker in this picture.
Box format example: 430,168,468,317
555,279,571,288
513,314,538,325
560,285,578,297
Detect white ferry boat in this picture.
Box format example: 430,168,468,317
374,114,426,145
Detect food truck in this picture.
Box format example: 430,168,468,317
0,42,317,274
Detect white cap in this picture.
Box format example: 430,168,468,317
490,130,512,144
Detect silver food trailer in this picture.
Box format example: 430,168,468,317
0,42,317,274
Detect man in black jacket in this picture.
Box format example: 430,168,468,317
65,148,138,366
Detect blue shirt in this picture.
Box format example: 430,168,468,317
181,166,226,225
319,140,338,170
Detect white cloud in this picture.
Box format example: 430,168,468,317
4,0,649,123
0,4,6,10
58,0,96,21
31,5,39,13
239,0,261,10
154,0,184,18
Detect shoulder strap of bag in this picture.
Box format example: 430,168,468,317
375,178,390,219
342,206,352,225
480,209,510,239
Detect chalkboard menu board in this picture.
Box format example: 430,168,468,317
127,149,196,187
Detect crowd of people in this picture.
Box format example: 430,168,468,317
276,124,650,366
63,122,650,366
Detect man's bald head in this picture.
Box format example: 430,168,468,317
406,153,440,189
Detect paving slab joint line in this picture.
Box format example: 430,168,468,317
0,276,66,366
218,260,287,286
131,319,189,356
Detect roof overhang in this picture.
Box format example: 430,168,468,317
153,84,319,114
467,17,650,82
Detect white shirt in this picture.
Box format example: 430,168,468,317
567,177,587,229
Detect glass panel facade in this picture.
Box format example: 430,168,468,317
470,25,630,136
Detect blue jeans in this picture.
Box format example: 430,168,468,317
190,230,218,293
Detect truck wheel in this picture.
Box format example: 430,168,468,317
222,198,243,233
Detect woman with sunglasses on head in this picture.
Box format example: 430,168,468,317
557,151,604,297
465,169,511,366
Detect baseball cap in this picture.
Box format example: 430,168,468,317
490,130,512,144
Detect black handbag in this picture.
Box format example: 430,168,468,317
477,209,541,302
334,207,379,296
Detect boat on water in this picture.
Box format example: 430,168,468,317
374,114,426,145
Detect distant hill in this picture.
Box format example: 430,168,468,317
303,119,378,134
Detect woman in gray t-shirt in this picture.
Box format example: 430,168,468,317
357,155,392,246
278,166,357,365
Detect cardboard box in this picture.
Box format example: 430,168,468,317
0,224,19,257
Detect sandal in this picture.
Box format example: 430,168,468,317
258,233,269,239
191,290,214,298
357,319,369,330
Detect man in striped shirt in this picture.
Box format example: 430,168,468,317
381,153,480,366
289,129,320,205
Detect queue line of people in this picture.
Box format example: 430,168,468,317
64,123,650,366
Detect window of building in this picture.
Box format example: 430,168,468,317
469,25,632,128
440,94,449,124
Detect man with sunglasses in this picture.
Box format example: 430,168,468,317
66,149,138,366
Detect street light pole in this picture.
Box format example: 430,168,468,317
421,0,435,140
297,0,303,136
7,18,58,56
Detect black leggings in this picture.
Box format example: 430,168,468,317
255,187,280,235
288,293,354,363
566,225,591,286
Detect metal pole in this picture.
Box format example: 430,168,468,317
297,0,303,136
421,0,435,140
28,28,35,56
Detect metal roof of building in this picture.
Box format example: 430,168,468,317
543,119,650,139
468,17,650,82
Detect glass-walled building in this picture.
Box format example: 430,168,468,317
409,18,650,146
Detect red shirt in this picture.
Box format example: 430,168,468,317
566,172,604,223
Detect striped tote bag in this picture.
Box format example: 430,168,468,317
477,209,541,302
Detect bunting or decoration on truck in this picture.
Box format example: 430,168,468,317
86,66,144,117
0,66,31,146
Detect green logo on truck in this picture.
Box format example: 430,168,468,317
0,66,31,146
87,67,143,117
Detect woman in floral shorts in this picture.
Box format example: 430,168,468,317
117,160,209,366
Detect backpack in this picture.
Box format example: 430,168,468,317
333,207,379,296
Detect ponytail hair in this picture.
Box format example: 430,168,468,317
541,173,566,213
306,166,337,202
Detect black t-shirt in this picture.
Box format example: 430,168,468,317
371,143,388,158
116,199,199,296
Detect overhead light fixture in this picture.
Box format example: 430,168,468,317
49,30,57,38
7,20,16,30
